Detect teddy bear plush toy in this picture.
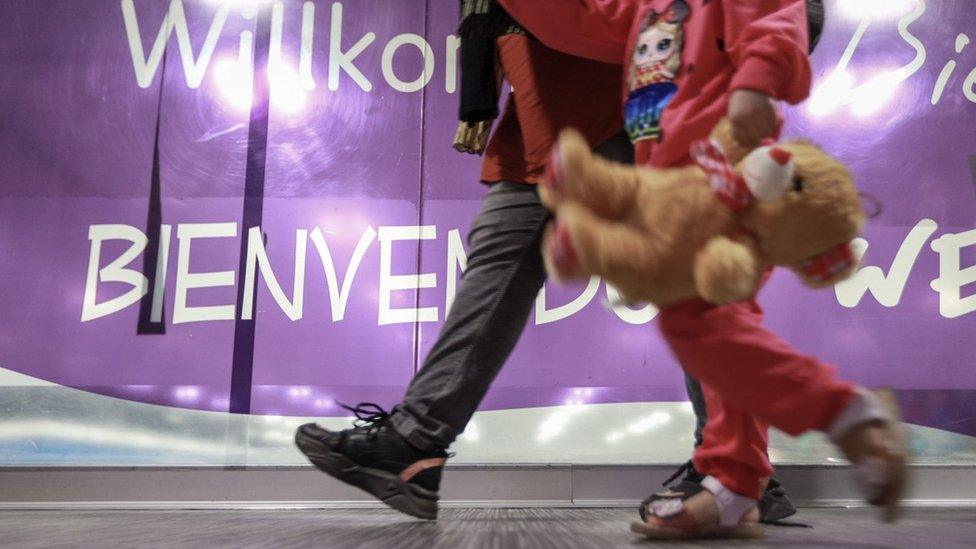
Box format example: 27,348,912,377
540,118,865,306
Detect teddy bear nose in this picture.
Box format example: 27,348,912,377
769,147,792,166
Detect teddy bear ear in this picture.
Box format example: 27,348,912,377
792,241,860,288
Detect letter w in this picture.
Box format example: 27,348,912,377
121,0,229,89
835,219,938,308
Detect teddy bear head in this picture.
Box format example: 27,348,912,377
737,141,866,288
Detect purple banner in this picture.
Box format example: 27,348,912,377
1,1,975,434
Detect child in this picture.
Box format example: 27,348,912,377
498,0,906,539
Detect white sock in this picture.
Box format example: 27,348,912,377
826,387,891,444
701,476,758,526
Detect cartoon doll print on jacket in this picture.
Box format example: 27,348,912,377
625,0,689,144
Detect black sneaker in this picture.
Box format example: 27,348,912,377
637,460,797,524
758,477,797,523
295,403,448,520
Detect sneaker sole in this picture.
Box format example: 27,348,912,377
294,430,440,520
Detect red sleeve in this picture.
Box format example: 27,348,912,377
721,0,812,104
498,0,638,64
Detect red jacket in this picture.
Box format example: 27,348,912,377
498,0,812,168
481,35,624,185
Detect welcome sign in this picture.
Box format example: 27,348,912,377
1,1,975,438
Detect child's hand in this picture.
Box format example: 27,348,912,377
728,89,778,147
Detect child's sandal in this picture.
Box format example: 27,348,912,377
630,476,765,540
829,388,909,522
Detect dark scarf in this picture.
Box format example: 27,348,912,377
807,0,825,53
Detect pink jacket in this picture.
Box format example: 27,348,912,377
498,0,812,168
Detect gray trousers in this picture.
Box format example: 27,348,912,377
390,132,707,452
685,374,707,448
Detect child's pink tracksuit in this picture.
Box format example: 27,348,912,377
500,0,857,500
